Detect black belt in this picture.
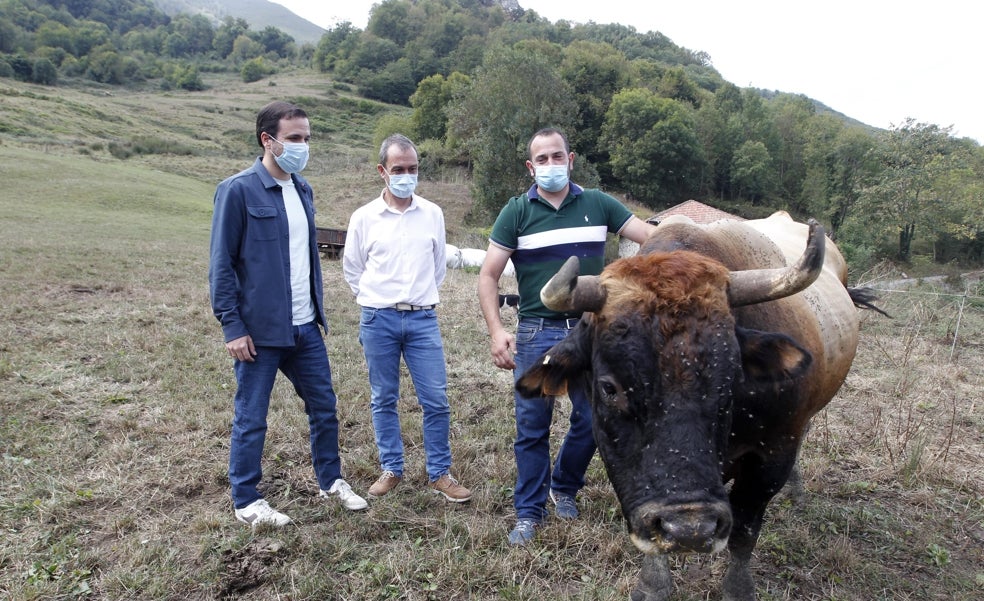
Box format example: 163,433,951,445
520,317,579,329
392,303,436,311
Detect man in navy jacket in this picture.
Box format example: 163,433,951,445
209,101,367,527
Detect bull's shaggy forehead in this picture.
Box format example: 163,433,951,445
598,251,732,319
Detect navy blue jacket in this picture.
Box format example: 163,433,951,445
209,158,327,346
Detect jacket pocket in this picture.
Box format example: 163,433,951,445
246,205,279,241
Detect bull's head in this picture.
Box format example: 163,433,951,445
516,220,825,555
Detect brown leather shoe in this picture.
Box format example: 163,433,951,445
429,474,471,503
368,471,402,497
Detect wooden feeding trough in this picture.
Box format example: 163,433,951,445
316,227,346,259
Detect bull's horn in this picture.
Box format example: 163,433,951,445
727,219,826,307
540,256,607,313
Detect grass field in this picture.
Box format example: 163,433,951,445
0,72,982,600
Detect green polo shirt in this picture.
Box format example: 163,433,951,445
489,183,633,319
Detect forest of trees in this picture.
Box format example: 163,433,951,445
2,0,982,268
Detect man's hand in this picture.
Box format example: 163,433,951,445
226,335,257,362
489,328,516,370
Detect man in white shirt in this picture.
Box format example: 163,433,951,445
343,134,471,503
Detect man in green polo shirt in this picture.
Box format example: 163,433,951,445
478,127,657,545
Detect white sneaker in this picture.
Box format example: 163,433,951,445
320,479,368,511
234,498,292,527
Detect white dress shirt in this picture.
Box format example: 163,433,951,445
343,192,447,308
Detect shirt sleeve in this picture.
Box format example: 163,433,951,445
342,210,366,297
208,178,248,342
603,192,634,234
489,196,521,250
434,207,447,288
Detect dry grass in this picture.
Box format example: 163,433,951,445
0,72,982,601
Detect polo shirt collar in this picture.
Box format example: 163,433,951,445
526,182,583,206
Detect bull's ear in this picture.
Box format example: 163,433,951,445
515,323,591,398
735,326,812,383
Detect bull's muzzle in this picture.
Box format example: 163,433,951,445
628,500,732,555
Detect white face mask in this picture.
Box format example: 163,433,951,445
385,171,418,199
269,135,309,173
533,164,569,193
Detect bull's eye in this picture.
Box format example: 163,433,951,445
597,377,628,411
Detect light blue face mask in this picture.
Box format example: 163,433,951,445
269,135,309,173
534,164,570,193
385,172,418,199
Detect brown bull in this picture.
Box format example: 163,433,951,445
516,212,881,601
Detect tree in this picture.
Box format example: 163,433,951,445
410,71,470,142
694,82,744,200
360,57,417,105
163,32,189,58
85,43,122,83
169,14,214,56
799,118,879,238
313,21,360,72
859,119,957,262
213,17,249,59
731,140,775,202
31,56,57,84
656,66,701,106
240,57,273,83
230,34,264,63
769,93,815,203
447,44,578,223
253,26,294,58
559,40,630,180
600,87,704,207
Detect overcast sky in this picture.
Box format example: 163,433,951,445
271,0,982,144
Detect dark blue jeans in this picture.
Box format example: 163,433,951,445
229,321,342,509
512,318,596,521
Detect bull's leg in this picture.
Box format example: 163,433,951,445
631,553,672,601
721,458,796,601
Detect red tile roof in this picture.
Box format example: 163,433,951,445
649,200,744,224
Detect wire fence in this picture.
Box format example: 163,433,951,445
859,275,984,363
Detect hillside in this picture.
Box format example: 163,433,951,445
0,69,493,239
154,0,327,44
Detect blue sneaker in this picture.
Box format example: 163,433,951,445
550,489,579,520
507,518,540,545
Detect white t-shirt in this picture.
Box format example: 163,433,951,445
276,177,315,325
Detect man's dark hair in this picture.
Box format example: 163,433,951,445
378,133,418,168
256,101,307,147
527,127,570,158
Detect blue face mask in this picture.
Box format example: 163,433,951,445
534,164,569,193
386,172,418,199
269,135,309,173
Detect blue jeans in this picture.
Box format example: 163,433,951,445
229,321,342,509
359,307,452,481
512,318,596,521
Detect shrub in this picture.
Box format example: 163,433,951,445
240,57,273,83
32,57,58,85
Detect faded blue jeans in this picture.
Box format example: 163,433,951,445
512,317,596,521
358,307,452,481
229,321,342,509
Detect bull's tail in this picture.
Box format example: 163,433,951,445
848,287,891,317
